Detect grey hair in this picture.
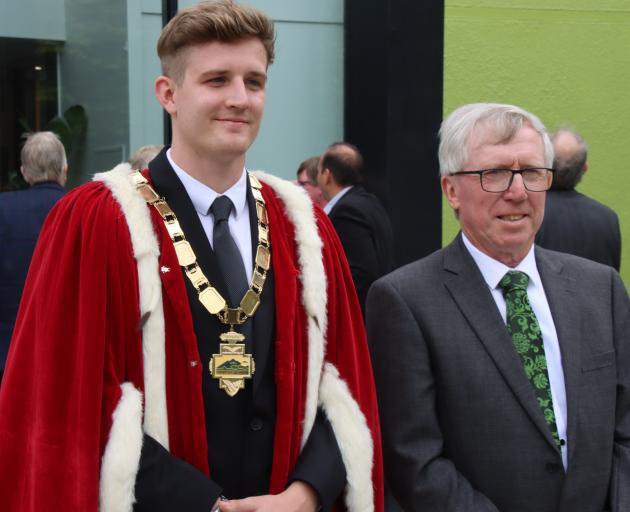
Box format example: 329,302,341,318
20,131,67,184
438,103,554,176
128,144,164,170
550,126,587,190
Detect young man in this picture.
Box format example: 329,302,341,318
0,2,383,511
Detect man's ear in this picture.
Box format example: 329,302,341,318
20,165,32,185
60,164,68,186
155,75,177,115
322,167,332,185
441,175,460,210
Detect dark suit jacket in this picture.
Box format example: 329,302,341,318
367,235,630,512
328,186,394,314
536,189,621,271
134,150,345,511
0,182,65,370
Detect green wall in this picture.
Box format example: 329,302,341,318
443,0,630,283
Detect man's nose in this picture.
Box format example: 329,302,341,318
505,172,528,198
226,79,248,107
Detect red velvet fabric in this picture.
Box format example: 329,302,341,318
0,176,384,511
0,183,144,510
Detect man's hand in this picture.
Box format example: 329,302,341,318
219,481,318,512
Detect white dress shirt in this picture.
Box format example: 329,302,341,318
323,186,353,215
167,149,253,282
462,233,568,469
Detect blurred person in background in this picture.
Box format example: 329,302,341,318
317,142,394,315
536,126,621,270
0,131,67,384
128,144,165,170
296,156,327,208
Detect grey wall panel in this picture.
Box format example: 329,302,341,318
0,0,65,41
127,0,163,154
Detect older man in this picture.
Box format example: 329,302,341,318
536,127,621,270
0,131,66,383
368,103,630,511
296,156,327,208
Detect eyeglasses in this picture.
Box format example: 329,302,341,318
449,168,554,193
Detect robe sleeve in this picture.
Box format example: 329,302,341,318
0,182,145,512
314,208,385,512
289,408,347,510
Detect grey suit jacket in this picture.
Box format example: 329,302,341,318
367,235,630,512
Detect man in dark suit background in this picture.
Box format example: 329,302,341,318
368,103,630,511
0,131,67,383
317,142,394,314
536,127,621,270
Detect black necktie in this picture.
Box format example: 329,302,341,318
209,195,248,307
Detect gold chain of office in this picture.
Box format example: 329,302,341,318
130,171,270,396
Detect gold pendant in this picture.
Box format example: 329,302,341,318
209,330,255,397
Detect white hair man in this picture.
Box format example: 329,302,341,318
0,131,67,383
368,102,630,512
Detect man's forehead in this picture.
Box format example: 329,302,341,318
183,38,268,68
467,121,541,154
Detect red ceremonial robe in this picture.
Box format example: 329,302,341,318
0,164,384,512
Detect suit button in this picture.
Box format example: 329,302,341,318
545,462,561,474
250,418,263,431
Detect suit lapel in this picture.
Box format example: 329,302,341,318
443,236,559,449
536,248,581,463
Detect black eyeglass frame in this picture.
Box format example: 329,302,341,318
449,167,555,193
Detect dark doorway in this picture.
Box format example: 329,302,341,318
0,38,59,191
344,1,445,267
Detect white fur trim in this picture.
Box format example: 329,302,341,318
99,383,144,512
320,364,374,512
252,171,328,443
95,165,169,447
255,173,373,512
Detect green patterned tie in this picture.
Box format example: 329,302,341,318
499,270,560,449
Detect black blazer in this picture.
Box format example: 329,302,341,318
0,182,65,370
134,150,345,511
328,186,394,314
536,189,621,270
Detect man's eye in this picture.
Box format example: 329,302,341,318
484,170,507,179
247,79,263,89
206,77,225,84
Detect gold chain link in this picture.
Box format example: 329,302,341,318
131,171,270,327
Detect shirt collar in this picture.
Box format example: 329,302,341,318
323,185,353,214
166,148,248,220
461,232,541,291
